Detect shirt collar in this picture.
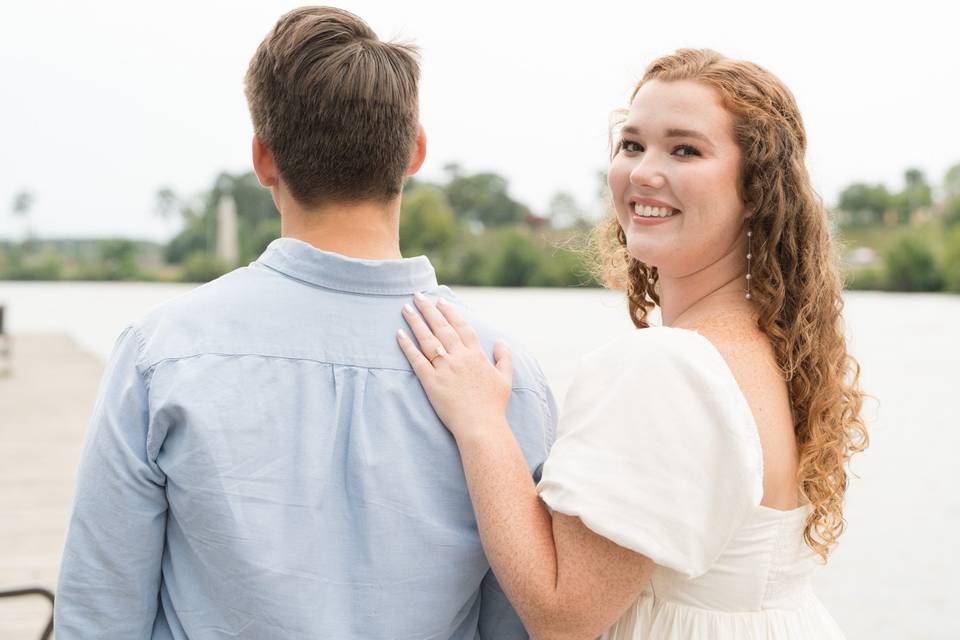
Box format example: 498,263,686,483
256,237,438,295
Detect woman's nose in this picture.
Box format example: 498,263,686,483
629,155,666,190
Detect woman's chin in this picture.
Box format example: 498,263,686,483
625,241,664,267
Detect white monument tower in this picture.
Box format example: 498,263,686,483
216,194,239,266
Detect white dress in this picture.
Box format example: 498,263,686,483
537,327,846,639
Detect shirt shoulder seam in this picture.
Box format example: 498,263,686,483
128,324,154,392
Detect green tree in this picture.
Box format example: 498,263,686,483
892,168,932,223
399,186,460,254
529,245,591,287
23,255,64,280
182,251,229,283
488,229,542,286
247,218,282,261
442,166,530,227
944,162,960,200
883,233,943,291
942,227,960,293
98,239,142,280
453,243,493,285
162,171,280,266
944,196,960,228
837,183,890,223
164,214,209,264
0,246,63,280
943,163,960,228
844,266,884,291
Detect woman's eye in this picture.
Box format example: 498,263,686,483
673,144,701,157
621,140,643,153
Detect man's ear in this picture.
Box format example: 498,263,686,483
405,125,427,176
252,135,279,188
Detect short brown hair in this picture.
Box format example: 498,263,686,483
244,7,420,207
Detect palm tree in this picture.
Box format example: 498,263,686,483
11,190,35,242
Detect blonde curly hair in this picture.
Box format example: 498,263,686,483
594,49,868,560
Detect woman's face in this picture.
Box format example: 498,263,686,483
608,79,749,278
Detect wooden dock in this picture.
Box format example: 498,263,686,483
0,334,103,640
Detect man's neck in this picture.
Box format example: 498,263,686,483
279,196,403,260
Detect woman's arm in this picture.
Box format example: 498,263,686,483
397,294,653,639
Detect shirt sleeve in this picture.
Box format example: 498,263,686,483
477,569,529,639
504,357,558,482
54,325,168,639
535,359,559,453
536,329,763,578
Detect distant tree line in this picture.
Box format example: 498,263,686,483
0,237,164,281
153,163,602,286
839,162,960,293
3,161,959,293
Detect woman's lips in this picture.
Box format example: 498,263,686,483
631,203,681,225
631,213,680,225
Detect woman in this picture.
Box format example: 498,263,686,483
396,49,867,639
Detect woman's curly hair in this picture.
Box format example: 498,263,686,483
594,49,868,560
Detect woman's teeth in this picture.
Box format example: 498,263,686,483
633,204,677,218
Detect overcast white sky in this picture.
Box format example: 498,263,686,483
1,0,957,241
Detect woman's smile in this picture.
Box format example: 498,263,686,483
628,197,682,225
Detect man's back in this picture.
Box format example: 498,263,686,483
55,238,556,638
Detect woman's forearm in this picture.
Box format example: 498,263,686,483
396,297,644,637
455,420,562,634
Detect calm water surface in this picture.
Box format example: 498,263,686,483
2,282,957,639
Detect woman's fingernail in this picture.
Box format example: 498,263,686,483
436,297,447,306
414,291,428,302
403,303,415,314
397,329,408,340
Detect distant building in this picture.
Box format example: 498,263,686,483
216,195,239,266
844,247,878,267
525,213,550,229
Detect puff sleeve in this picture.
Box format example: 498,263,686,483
536,327,764,578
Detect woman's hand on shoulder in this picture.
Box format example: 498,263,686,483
396,293,513,442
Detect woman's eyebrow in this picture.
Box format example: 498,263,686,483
621,125,714,146
665,128,712,144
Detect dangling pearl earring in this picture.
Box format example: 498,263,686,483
647,266,656,285
745,227,753,301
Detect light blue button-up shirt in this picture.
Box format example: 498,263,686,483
55,238,557,639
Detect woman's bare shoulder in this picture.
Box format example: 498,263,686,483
677,308,776,379
678,308,800,509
